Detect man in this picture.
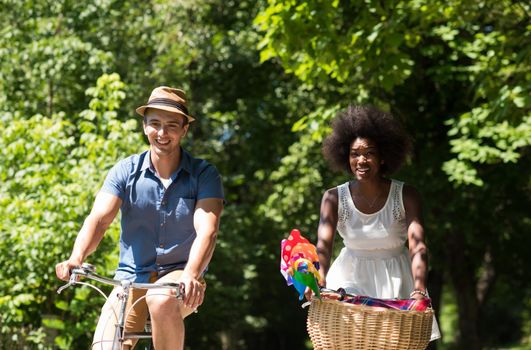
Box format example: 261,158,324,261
56,86,224,350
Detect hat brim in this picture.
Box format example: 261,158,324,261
136,104,195,123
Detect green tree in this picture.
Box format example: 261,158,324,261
0,1,165,345
3,0,527,348
0,74,142,348
1,0,314,348
255,0,530,349
147,1,316,348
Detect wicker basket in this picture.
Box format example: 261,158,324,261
307,297,433,350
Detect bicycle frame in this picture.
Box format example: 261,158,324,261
57,263,183,350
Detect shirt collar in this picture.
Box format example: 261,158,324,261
177,148,192,175
140,148,192,178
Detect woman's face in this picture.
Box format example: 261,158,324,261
349,137,383,181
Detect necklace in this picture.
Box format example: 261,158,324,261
352,185,382,208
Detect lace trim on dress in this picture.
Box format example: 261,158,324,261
392,181,403,222
339,181,404,223
338,183,351,224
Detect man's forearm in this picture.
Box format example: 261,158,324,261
69,215,107,264
68,192,121,264
183,231,217,278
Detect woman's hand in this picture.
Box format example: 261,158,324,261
410,293,427,300
409,289,428,300
304,287,314,301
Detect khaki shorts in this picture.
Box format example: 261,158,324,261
92,270,205,349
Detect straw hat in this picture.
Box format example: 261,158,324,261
136,86,195,123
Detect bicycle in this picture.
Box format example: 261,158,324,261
57,263,184,350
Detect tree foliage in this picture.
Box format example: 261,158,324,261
0,0,529,349
255,0,530,349
256,0,530,186
0,74,141,348
1,0,309,349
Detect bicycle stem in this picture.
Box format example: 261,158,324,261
112,280,132,350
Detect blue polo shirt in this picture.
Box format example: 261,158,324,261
100,149,224,282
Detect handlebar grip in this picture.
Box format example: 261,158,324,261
69,263,95,275
81,263,95,273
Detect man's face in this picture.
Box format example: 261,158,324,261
143,108,189,157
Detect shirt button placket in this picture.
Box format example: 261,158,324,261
160,185,171,254
159,188,165,255
159,217,164,249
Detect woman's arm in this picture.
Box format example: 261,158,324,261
304,188,338,301
316,188,339,285
403,184,428,298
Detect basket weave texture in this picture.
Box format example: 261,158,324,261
307,298,433,350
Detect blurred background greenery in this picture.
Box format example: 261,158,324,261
0,0,529,349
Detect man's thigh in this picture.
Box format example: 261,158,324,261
155,269,206,318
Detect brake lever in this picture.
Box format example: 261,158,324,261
56,269,81,294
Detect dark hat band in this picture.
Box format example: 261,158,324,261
147,98,189,116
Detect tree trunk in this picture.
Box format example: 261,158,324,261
426,268,443,350
446,231,482,350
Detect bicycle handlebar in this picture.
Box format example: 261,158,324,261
318,287,355,300
57,263,184,298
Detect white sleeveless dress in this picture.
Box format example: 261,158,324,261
326,179,441,341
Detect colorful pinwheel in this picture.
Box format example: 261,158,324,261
280,229,322,300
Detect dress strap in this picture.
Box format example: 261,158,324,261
337,182,351,225
391,180,405,222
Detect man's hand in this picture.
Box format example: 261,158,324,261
55,259,81,281
180,271,205,310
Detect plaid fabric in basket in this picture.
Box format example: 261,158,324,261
322,293,432,311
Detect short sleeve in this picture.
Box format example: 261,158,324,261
197,164,224,202
100,158,130,200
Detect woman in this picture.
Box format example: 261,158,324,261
313,105,440,341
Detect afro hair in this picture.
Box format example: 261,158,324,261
322,105,412,175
